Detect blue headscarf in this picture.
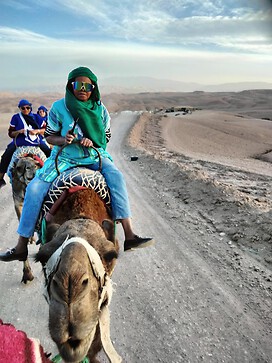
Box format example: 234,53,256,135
38,105,48,113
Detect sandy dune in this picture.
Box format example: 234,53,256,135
128,106,272,267
161,110,272,175
129,109,272,174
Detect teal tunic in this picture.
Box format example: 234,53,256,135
36,98,112,183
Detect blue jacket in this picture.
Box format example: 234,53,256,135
9,112,46,147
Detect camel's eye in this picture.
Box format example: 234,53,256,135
82,278,88,287
52,279,59,292
51,278,62,293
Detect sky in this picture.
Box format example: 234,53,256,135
0,0,272,91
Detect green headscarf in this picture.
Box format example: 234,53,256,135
65,66,106,149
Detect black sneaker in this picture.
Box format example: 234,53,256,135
0,247,28,262
124,235,155,251
0,179,6,189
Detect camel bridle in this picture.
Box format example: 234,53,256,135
43,236,122,363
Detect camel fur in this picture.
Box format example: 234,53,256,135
11,154,44,283
36,188,121,363
11,156,42,220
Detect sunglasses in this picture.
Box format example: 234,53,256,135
21,106,31,110
72,81,95,92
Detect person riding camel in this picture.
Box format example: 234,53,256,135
0,66,154,262
0,99,51,189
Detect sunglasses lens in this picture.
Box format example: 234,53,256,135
85,83,95,92
21,106,31,110
72,81,94,92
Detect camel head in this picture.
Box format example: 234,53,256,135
13,156,41,187
12,155,44,223
36,218,119,362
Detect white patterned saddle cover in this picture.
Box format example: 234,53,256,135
40,167,111,222
7,146,47,180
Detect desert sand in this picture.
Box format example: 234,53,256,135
128,107,272,267
0,91,271,361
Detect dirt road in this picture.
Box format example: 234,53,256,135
0,112,271,362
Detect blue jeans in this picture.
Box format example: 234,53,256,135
17,158,131,238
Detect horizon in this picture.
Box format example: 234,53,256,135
0,79,272,94
1,1,272,91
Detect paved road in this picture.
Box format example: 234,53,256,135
0,111,271,362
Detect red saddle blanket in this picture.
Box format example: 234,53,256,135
0,319,52,362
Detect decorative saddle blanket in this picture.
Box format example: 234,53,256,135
39,167,111,224
7,146,47,180
0,319,52,362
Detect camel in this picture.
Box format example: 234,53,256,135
9,143,121,361
8,146,46,283
11,154,44,220
36,187,121,363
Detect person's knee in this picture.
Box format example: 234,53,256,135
26,178,40,195
102,159,121,175
26,177,49,196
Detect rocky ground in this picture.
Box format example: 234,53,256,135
127,110,272,272
0,92,271,275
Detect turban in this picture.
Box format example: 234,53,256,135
67,66,100,101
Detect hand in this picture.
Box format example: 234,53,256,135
80,138,93,147
65,131,75,144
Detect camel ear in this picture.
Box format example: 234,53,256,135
15,159,24,173
35,243,53,265
35,234,64,265
103,249,118,263
102,219,115,243
34,160,41,168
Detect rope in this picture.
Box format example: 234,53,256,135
52,354,89,362
14,134,18,148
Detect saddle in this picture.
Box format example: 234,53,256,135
37,167,111,243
